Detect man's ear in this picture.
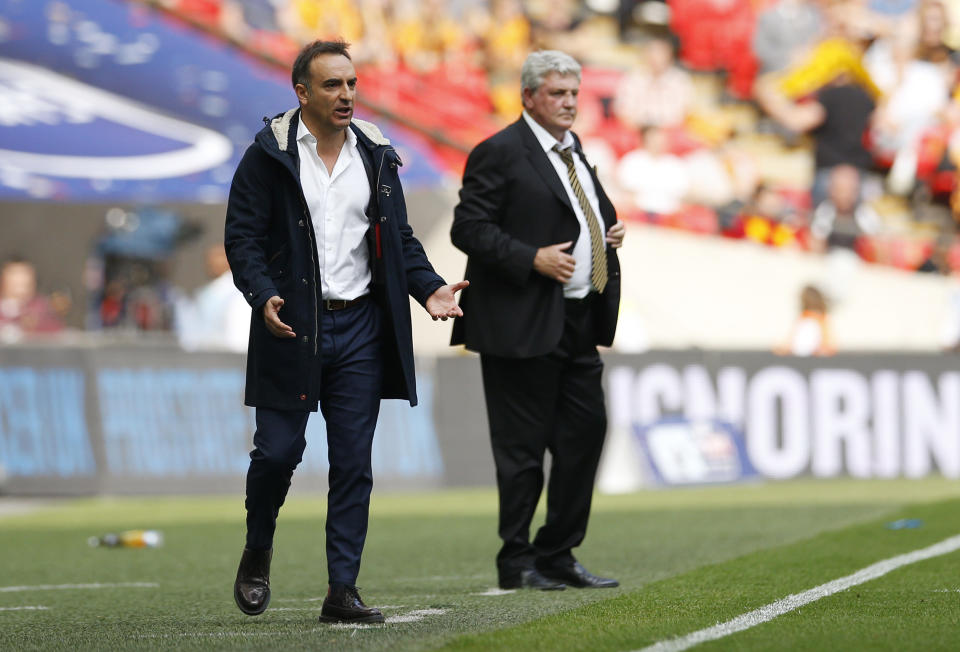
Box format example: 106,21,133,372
521,87,533,110
295,83,309,106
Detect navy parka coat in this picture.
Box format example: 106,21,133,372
225,109,445,410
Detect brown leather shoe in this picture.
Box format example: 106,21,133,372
234,548,272,615
318,584,384,624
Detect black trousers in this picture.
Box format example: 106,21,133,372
479,297,607,578
244,298,382,586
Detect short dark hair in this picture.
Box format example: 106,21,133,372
291,39,351,89
1,255,29,269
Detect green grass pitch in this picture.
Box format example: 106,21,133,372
3,478,960,650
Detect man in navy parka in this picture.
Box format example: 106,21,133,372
225,39,466,624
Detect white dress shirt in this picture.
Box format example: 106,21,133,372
296,118,371,300
522,110,605,299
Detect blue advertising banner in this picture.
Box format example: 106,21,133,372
93,367,443,479
0,0,448,202
0,366,95,477
0,346,445,494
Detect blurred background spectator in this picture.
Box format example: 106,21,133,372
777,283,835,356
809,164,882,253
752,0,824,76
0,257,66,342
174,243,250,352
613,33,694,132
617,126,690,219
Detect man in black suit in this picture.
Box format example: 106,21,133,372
451,50,624,591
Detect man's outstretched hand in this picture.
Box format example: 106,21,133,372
263,295,295,338
426,281,469,321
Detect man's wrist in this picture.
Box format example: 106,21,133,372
248,286,278,311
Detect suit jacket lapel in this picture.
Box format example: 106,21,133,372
516,119,575,215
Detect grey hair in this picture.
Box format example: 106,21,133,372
520,50,582,95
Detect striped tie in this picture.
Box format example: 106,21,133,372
553,145,608,293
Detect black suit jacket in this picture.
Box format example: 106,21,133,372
450,118,621,358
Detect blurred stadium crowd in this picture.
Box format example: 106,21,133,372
7,0,960,350
151,0,960,272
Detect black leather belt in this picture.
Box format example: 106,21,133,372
322,295,369,311
564,293,596,306
564,293,596,314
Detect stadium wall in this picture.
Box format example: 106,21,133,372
2,347,960,495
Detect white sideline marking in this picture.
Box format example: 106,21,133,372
0,605,49,611
330,608,449,629
387,608,446,623
0,582,158,593
475,588,516,596
637,533,960,652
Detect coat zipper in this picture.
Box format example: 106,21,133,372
375,148,388,191
373,148,392,259
299,193,319,356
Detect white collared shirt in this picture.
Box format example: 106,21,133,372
522,110,604,298
296,118,371,300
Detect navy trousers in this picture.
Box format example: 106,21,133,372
244,298,382,586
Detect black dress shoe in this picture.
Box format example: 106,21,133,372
318,584,384,624
498,568,566,591
539,561,619,588
234,547,272,615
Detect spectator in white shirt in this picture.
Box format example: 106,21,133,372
175,243,250,352
616,126,689,217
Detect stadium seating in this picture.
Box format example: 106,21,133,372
150,0,960,277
